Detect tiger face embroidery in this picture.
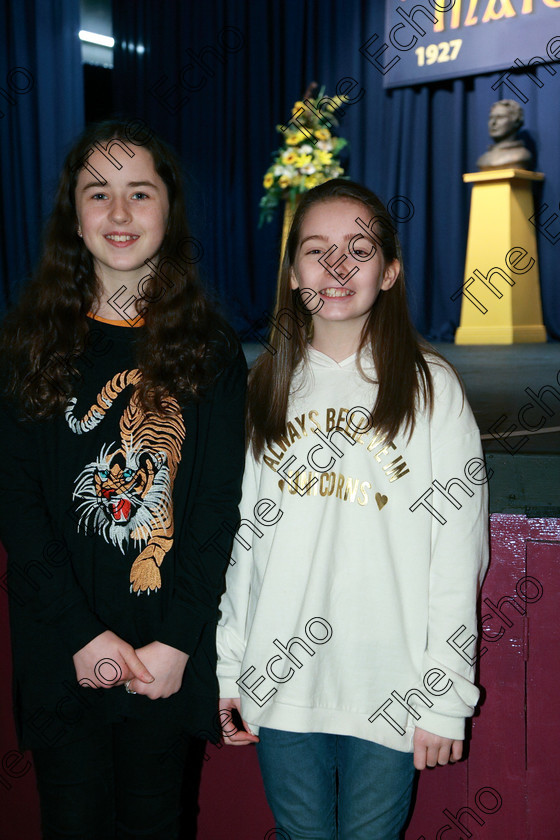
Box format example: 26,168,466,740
66,369,185,595
76,441,171,552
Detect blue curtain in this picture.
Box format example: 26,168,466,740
109,0,559,340
0,0,84,312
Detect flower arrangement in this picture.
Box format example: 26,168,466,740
259,86,348,226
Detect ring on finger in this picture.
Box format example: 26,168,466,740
124,679,137,695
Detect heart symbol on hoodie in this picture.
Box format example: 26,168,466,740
375,492,388,511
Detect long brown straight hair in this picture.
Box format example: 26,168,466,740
247,179,460,458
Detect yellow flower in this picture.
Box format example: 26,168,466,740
314,128,331,141
295,153,313,167
282,150,298,165
286,131,307,145
305,174,322,189
314,150,333,166
263,172,274,189
292,101,305,114
279,174,291,189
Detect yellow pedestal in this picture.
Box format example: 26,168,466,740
455,169,547,344
276,198,299,309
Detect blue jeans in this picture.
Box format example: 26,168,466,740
256,728,416,840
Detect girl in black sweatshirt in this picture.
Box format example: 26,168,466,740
0,120,246,839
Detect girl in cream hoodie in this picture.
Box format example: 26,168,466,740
217,180,488,840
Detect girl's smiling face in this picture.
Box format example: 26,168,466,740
75,144,169,292
290,198,400,334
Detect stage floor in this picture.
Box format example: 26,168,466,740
432,342,560,455
241,342,560,515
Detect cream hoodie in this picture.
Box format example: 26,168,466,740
217,347,489,752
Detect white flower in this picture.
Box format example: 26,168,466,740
275,164,294,177
299,144,314,155
300,164,316,174
317,140,334,151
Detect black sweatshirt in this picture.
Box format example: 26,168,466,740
0,315,247,750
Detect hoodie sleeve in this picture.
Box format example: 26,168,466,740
0,396,107,654
412,367,490,740
156,348,247,655
216,448,262,698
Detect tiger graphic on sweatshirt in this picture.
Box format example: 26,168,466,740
65,369,185,595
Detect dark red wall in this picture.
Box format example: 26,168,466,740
2,515,559,839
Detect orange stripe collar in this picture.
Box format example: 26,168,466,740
87,311,145,327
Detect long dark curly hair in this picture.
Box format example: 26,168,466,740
0,119,234,419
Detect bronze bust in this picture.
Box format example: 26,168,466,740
477,100,532,170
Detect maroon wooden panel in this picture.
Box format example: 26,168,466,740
526,518,560,840
0,543,42,840
466,514,528,839
2,516,559,839
405,513,527,840
197,742,274,839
